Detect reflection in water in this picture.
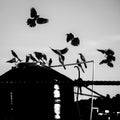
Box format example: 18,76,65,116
54,83,61,120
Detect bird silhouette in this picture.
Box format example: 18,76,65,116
50,47,68,55
34,52,47,64
29,54,37,62
66,33,80,46
11,50,22,62
34,52,43,61
6,58,17,63
27,7,48,27
78,53,87,68
59,55,66,69
66,33,74,42
50,47,68,69
25,55,30,63
48,58,52,67
71,37,80,46
97,49,116,67
76,59,85,73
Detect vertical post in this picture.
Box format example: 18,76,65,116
90,61,95,120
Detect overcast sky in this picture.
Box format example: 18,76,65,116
0,0,120,97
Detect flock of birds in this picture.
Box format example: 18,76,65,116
6,7,116,72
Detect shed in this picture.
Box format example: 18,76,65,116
0,63,74,120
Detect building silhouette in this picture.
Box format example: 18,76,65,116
0,63,74,120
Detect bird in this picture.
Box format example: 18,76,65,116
50,47,68,55
34,52,43,61
27,7,48,27
25,55,30,63
59,55,66,69
78,53,87,68
66,33,74,42
48,58,52,67
29,54,37,62
6,58,17,63
50,47,68,69
97,49,106,54
34,52,47,65
71,37,80,46
76,59,85,73
97,48,116,67
11,50,22,62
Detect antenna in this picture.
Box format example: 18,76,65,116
90,60,95,120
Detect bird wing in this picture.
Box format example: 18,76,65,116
99,59,108,64
6,58,16,63
59,47,69,54
97,49,105,54
106,49,115,56
36,17,49,24
66,33,74,42
107,62,113,67
34,52,43,60
71,37,80,46
30,7,38,18
49,47,61,56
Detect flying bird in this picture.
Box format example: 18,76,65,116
97,48,116,67
50,47,68,69
11,50,22,62
50,47,68,55
71,37,80,46
27,7,49,27
66,33,74,42
79,53,87,68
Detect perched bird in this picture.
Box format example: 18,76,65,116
25,55,30,63
66,33,74,42
34,52,43,61
27,7,48,27
29,54,37,62
78,53,87,68
71,37,80,46
76,59,85,73
6,58,17,63
11,50,22,62
34,52,47,65
48,58,52,67
59,55,66,69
